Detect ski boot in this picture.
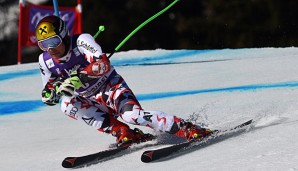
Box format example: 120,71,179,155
173,119,214,141
111,123,155,147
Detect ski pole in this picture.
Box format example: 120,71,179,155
93,25,105,39
107,0,180,58
53,0,60,17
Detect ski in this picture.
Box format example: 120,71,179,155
62,146,127,168
141,119,253,163
62,136,157,168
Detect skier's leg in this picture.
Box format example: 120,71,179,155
60,96,152,146
60,96,110,129
120,102,213,141
97,75,213,141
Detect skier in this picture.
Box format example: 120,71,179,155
36,15,212,147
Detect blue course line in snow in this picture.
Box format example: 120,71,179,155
0,100,44,116
111,50,213,66
1,81,298,116
0,69,39,81
136,81,298,101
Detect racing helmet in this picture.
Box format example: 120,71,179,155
35,15,70,51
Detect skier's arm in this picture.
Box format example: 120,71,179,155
56,34,112,97
39,54,60,105
76,33,111,79
76,33,103,63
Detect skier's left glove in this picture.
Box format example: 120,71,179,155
56,71,83,97
41,85,60,106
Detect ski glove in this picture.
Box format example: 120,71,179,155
41,86,60,106
56,71,83,97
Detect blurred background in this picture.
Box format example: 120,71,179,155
1,0,298,66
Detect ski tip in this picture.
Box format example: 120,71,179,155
244,119,253,125
141,151,154,163
62,157,77,168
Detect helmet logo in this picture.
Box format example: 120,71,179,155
39,26,48,36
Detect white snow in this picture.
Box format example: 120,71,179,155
0,48,298,171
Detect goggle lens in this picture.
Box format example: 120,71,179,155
38,36,62,51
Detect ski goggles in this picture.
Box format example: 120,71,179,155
37,35,63,51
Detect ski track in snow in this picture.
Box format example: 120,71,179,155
0,48,298,171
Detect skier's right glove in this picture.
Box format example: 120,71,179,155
41,85,60,106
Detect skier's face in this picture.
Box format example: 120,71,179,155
47,43,66,60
